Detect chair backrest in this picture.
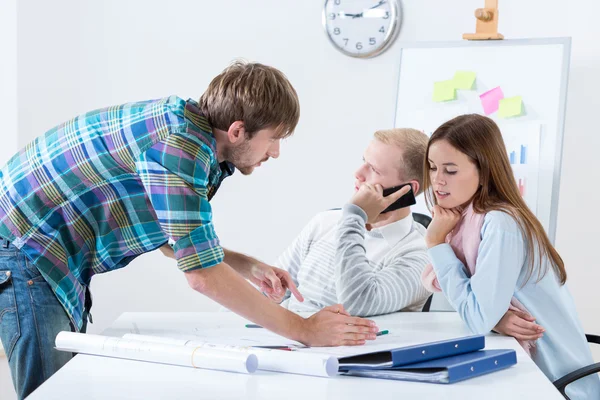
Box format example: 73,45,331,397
553,334,600,398
411,213,444,313
412,212,432,229
421,295,433,312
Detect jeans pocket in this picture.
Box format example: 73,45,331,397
0,270,20,360
23,256,43,279
22,258,61,307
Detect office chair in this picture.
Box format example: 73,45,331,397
410,213,434,313
553,334,600,399
412,212,432,229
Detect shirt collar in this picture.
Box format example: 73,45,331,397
219,161,235,177
368,213,415,247
183,98,236,185
184,98,213,134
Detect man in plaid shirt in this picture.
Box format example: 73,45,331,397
0,61,379,398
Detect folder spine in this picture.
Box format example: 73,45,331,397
390,335,485,366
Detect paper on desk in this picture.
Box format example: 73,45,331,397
297,330,463,358
170,325,457,359
123,334,339,378
183,324,457,359
192,327,299,346
55,332,257,374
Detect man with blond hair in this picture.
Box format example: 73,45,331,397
274,128,431,316
0,61,382,398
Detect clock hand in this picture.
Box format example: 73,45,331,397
338,11,363,19
338,1,386,20
345,1,386,19
369,0,386,9
361,9,386,18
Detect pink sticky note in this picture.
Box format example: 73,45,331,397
479,87,504,115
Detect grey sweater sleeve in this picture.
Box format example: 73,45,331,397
334,204,430,316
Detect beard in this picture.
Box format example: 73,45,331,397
225,141,265,176
237,165,256,176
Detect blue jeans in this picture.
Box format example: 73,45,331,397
0,239,87,399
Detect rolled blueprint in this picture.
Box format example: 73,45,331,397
123,333,339,377
56,331,257,374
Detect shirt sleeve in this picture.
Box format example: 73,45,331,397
274,215,320,303
427,211,526,334
136,132,224,272
334,204,430,316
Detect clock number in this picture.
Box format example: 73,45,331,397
343,38,349,47
334,0,341,4
369,37,376,45
379,26,385,33
334,27,341,35
329,13,336,20
383,11,390,19
356,42,363,50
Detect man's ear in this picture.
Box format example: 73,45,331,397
227,121,246,144
409,180,420,195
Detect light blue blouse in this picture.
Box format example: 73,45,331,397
428,211,600,399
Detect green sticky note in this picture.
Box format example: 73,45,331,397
498,96,523,117
452,71,477,90
433,80,456,102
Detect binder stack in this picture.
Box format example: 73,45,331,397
337,335,517,384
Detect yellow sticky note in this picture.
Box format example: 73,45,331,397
498,96,523,118
453,71,477,90
433,80,456,102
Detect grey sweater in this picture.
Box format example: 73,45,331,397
276,204,430,316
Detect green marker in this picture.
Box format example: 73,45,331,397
376,330,389,336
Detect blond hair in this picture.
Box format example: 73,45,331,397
423,114,566,285
199,60,300,139
374,128,428,195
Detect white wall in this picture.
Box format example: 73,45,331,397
0,0,18,164
0,0,18,398
15,0,599,361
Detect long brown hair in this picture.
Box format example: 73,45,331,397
423,114,566,285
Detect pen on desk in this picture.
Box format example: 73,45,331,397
245,324,263,328
376,330,389,336
253,345,294,351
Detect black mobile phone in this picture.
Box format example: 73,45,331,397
381,183,416,213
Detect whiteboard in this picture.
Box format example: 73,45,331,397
393,38,571,243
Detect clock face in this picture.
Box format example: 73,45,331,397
323,0,401,58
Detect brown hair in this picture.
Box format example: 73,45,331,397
423,114,566,285
199,60,300,139
374,128,429,195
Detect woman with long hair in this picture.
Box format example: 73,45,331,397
422,114,599,399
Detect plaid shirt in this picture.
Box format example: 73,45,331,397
0,96,234,329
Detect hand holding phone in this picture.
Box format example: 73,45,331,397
351,182,416,224
381,183,416,213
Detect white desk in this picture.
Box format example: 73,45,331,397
29,312,563,400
